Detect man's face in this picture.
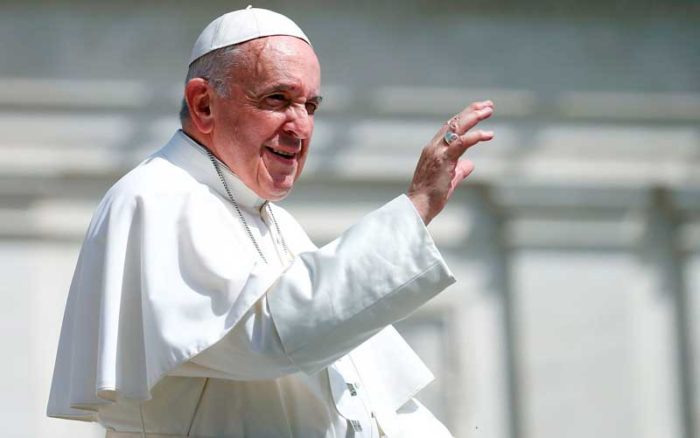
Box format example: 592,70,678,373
210,36,322,201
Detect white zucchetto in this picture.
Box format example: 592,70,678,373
189,6,310,65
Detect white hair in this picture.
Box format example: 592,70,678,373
179,44,244,123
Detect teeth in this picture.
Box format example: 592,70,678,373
271,148,294,157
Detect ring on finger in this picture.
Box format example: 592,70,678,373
443,130,459,145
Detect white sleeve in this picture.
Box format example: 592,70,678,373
169,296,296,380
171,195,455,379
394,399,455,438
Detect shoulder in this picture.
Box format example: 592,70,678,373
106,153,205,203
87,151,225,239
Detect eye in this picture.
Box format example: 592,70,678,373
305,102,318,115
264,94,288,106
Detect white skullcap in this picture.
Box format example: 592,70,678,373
189,6,310,65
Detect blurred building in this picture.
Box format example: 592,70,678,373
0,1,698,437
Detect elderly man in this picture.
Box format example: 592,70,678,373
47,7,493,438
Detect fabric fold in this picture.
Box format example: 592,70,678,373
47,135,281,420
48,132,456,435
267,195,455,375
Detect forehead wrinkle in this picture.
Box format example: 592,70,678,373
231,39,268,81
247,40,267,81
266,82,304,94
244,39,290,91
235,36,320,98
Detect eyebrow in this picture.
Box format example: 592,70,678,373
263,84,323,104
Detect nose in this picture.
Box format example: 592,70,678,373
282,104,313,141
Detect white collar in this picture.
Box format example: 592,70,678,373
161,130,268,213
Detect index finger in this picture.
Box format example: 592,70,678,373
450,104,494,136
446,128,495,159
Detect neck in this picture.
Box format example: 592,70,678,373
182,124,213,152
176,130,268,212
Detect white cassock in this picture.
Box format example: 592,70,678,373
47,130,456,438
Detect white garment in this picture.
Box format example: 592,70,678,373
47,131,456,437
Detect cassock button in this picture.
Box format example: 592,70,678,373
350,419,363,432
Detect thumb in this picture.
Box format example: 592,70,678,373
448,159,475,198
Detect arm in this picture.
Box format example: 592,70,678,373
171,195,454,379
408,100,494,224
171,100,495,380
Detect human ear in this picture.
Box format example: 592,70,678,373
184,78,214,134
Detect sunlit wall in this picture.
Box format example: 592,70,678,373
0,1,698,437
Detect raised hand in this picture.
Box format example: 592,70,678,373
407,100,494,224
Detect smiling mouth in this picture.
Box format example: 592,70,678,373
266,146,297,159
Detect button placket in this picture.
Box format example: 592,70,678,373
261,206,293,265
257,208,282,266
328,357,377,437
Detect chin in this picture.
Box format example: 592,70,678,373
258,167,302,201
260,183,294,201
264,191,290,201
271,173,301,198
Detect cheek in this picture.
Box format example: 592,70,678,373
295,146,310,178
257,115,289,144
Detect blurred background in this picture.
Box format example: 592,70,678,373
0,0,698,437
